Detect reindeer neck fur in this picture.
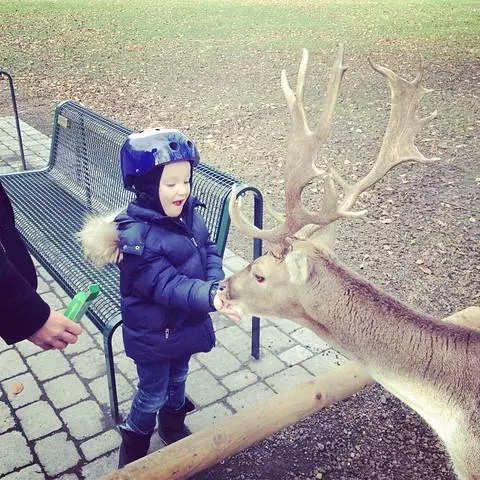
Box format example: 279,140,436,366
298,247,480,408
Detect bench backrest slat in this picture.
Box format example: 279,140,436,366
49,101,238,255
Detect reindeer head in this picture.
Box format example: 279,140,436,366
219,45,437,321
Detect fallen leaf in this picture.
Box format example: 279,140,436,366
11,383,24,395
418,265,432,275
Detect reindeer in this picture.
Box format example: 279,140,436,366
217,45,480,479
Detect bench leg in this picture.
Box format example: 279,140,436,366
251,316,260,360
104,329,122,425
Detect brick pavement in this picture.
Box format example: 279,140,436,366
0,117,346,479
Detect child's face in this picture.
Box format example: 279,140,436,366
159,161,192,217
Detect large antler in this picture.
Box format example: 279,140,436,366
229,45,438,245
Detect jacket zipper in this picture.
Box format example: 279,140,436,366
165,328,170,339
0,238,5,253
179,217,198,248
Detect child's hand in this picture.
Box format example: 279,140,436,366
213,294,242,324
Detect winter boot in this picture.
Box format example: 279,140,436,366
118,424,151,468
157,398,195,444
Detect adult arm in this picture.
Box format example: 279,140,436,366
0,249,81,348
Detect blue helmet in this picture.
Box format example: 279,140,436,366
120,128,200,191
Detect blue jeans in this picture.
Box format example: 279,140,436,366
126,355,191,435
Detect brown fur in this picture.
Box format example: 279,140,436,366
221,242,480,479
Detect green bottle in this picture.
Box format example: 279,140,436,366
64,284,101,322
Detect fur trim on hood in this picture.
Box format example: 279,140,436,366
76,210,122,267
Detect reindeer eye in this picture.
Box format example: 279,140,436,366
254,274,265,283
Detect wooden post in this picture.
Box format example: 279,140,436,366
101,363,373,480
100,307,480,480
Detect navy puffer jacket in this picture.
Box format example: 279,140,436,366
115,196,224,364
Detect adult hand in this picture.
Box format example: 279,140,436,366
28,309,82,350
213,294,242,324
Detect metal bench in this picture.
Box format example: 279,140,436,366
0,100,262,424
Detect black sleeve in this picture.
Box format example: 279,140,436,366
0,247,50,344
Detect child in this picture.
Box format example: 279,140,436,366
79,128,226,467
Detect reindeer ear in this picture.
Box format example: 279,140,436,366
284,251,310,284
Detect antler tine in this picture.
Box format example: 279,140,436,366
315,43,347,144
229,45,348,244
337,56,439,213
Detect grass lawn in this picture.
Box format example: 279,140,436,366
1,0,478,81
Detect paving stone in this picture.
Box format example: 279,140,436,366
0,349,28,381
90,373,134,406
81,319,101,336
115,354,137,381
226,382,276,412
34,432,80,477
0,336,11,353
279,344,314,366
223,266,234,277
81,451,117,480
215,325,252,355
36,265,52,281
63,330,96,356
2,373,42,408
223,247,236,260
60,400,105,440
186,402,233,432
233,344,266,363
290,327,331,353
57,474,80,480
0,430,33,475
0,164,14,174
197,346,241,377
27,143,47,153
260,325,296,352
222,254,250,273
301,348,349,375
0,400,15,433
26,349,71,381
186,369,228,406
267,315,302,334
50,281,69,298
2,464,45,480
43,373,90,409
265,365,315,394
16,400,62,440
221,369,258,392
71,349,106,379
210,310,236,330
80,429,121,461
15,340,43,357
240,314,273,333
246,351,285,378
118,400,133,422
111,328,125,354
188,356,202,373
39,291,65,310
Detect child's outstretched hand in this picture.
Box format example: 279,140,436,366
213,294,241,324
